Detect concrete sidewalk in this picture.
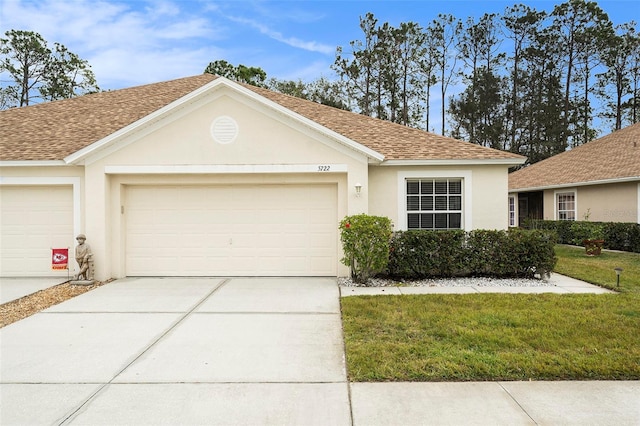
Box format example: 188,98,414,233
351,381,640,425
340,272,614,297
1,276,637,425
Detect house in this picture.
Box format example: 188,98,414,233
509,122,640,227
0,75,524,280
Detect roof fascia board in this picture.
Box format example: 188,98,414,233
382,158,525,166
65,77,384,165
509,175,640,192
0,160,69,167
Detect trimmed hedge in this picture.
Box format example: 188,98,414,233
387,229,557,279
529,220,640,253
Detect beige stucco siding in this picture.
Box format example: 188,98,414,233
543,182,639,222
80,89,366,279
578,182,638,222
368,164,510,231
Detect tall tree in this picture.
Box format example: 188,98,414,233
266,76,349,110
598,22,640,130
40,42,99,101
502,5,547,155
333,13,379,116
204,59,267,87
430,14,462,135
625,28,640,124
419,28,439,132
453,13,505,147
550,0,611,147
520,28,567,163
0,30,97,108
449,67,505,149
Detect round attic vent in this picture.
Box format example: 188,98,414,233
211,116,238,144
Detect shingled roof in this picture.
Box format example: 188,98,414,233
509,122,640,191
0,74,524,163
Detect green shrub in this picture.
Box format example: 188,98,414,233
387,230,466,278
569,221,604,244
530,220,640,253
387,229,557,279
602,222,640,253
340,214,393,284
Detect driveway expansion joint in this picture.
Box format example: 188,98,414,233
59,278,230,425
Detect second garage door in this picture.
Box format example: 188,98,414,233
0,185,74,277
125,184,338,276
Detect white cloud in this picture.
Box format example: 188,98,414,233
1,0,222,89
228,16,334,55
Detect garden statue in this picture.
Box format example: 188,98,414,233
74,234,94,281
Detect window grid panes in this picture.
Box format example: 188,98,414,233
509,196,516,227
557,192,576,221
407,179,463,230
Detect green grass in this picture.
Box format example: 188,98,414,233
341,246,640,382
554,245,640,293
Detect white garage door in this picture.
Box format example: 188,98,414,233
125,184,337,276
0,186,74,277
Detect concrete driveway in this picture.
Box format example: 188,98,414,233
2,277,639,425
0,277,69,304
0,277,350,425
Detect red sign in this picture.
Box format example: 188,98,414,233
52,248,69,270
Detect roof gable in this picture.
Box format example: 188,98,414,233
0,74,216,161
509,122,640,190
1,74,524,164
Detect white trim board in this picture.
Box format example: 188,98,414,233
396,170,473,231
104,164,348,174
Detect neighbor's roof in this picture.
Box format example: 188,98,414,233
509,122,640,191
0,74,524,163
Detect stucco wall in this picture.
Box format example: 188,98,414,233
81,89,369,279
369,164,511,231
543,182,639,223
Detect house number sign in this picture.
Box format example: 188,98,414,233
317,165,331,172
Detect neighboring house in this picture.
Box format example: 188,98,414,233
0,75,524,280
509,122,640,227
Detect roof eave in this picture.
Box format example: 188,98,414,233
509,175,640,192
381,158,526,166
0,160,69,167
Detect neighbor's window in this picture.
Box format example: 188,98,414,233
557,192,576,221
407,179,462,230
509,195,516,227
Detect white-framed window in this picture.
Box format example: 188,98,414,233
406,178,463,230
508,195,517,227
556,191,576,221
397,171,472,230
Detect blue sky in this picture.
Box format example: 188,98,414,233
2,0,637,91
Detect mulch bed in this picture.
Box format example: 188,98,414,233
0,280,110,328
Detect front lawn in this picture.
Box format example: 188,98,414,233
554,244,640,293
341,246,640,382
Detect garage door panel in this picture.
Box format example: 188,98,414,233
126,184,336,276
1,186,74,277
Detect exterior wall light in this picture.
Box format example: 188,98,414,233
355,183,362,197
